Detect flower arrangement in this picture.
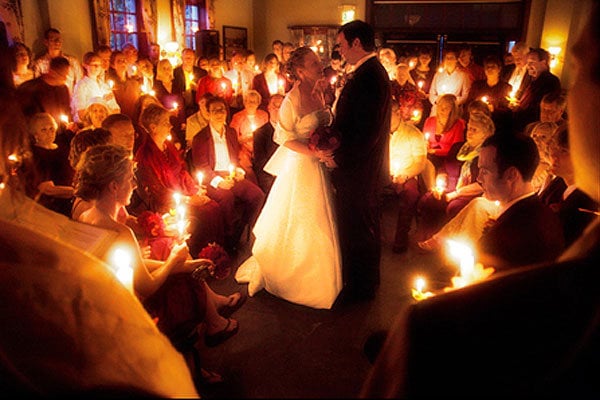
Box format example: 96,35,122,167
195,242,232,280
137,211,174,261
308,125,341,152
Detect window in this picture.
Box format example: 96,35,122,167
184,0,208,49
109,0,139,50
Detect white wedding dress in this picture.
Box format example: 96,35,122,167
235,87,342,309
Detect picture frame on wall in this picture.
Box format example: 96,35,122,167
223,25,247,61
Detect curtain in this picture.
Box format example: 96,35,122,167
140,0,157,47
171,0,185,51
0,0,24,44
91,0,111,48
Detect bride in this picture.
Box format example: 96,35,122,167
235,47,342,309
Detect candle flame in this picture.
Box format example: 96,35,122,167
196,171,204,185
60,114,69,123
418,80,424,89
173,192,182,206
110,246,134,293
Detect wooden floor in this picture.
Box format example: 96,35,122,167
197,193,454,398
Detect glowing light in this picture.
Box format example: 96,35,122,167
60,114,69,123
411,276,434,301
196,171,204,186
108,79,115,89
110,246,134,293
228,164,235,179
417,80,424,90
481,96,489,104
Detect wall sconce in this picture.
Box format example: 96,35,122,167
548,46,561,69
340,5,356,25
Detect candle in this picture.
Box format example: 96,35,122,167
411,276,434,301
196,171,204,186
166,134,172,141
417,80,424,90
435,174,447,195
438,66,444,73
171,101,179,111
110,246,134,293
411,109,421,123
481,96,489,104
60,114,69,124
424,132,430,142
228,164,235,179
173,192,182,207
220,81,227,91
330,76,337,86
108,79,114,89
278,79,285,94
445,239,495,290
409,60,416,69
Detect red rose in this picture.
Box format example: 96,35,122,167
197,242,231,280
137,211,166,238
308,125,341,152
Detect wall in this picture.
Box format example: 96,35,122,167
253,0,366,61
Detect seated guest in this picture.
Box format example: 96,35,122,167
530,121,560,193
229,89,269,184
388,101,428,253
548,125,597,247
429,48,471,115
172,47,207,118
416,112,493,242
500,41,531,102
476,133,564,271
25,112,74,217
185,93,213,148
191,97,265,252
135,104,225,256
512,47,562,133
523,91,567,136
71,51,120,123
360,7,599,395
102,113,136,154
422,93,466,170
223,50,255,114
0,95,198,397
457,43,485,84
136,57,155,93
253,93,284,194
79,98,110,131
9,42,36,87
410,47,435,96
75,144,241,378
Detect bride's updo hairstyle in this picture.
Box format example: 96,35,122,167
75,144,132,201
283,46,315,81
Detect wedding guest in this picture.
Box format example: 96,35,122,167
548,125,597,247
410,47,435,95
523,91,566,136
388,100,427,253
9,42,35,87
229,89,269,183
79,99,110,130
135,103,226,256
122,42,139,79
195,57,233,108
136,57,155,94
107,50,141,120
173,47,207,118
245,50,260,76
223,50,254,114
476,133,564,270
26,112,74,217
185,93,214,148
272,39,284,62
416,112,493,243
190,97,265,252
252,53,286,111
500,41,531,101
252,93,284,194
16,56,73,143
512,47,562,133
96,44,112,83
154,58,185,146
75,144,241,379
323,49,344,106
457,43,485,84
378,47,398,81
429,48,471,115
102,113,136,153
422,93,466,170
282,42,295,64
71,52,120,123
32,28,83,94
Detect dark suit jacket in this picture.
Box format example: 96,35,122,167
252,121,278,193
477,194,565,271
190,124,241,184
172,65,207,95
552,188,598,247
361,220,600,398
332,56,392,198
538,175,567,206
514,70,561,132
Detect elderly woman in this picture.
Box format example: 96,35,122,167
75,144,241,351
78,99,110,130
416,112,495,242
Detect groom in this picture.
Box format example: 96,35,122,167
330,20,392,302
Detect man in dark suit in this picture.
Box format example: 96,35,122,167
172,47,207,118
252,94,283,194
360,3,600,396
191,97,264,251
330,20,392,302
512,47,562,133
475,134,565,271
500,41,532,100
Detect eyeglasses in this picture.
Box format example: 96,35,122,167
209,107,227,114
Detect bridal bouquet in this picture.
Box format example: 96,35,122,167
195,242,232,280
308,125,341,152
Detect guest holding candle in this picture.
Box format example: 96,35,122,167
190,97,265,253
135,104,226,257
79,98,110,131
71,52,120,123
429,47,471,116
195,57,233,110
252,53,286,110
173,47,207,118
154,59,185,147
75,144,241,382
107,50,142,121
